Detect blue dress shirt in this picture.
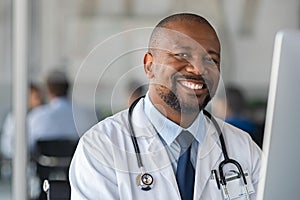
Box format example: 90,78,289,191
27,97,95,153
143,93,206,172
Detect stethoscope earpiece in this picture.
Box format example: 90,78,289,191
136,173,154,191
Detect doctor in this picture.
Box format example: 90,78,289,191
69,13,261,200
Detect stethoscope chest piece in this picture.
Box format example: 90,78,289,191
136,173,154,191
129,99,248,195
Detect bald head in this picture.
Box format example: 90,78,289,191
156,13,212,28
148,13,217,51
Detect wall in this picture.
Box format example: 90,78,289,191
0,0,299,122
37,0,300,111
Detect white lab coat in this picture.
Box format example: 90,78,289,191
69,99,261,200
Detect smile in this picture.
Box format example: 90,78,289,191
179,81,204,90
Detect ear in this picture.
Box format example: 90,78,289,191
143,52,154,79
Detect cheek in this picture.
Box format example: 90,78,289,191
152,64,172,81
213,71,220,84
151,57,188,86
208,68,220,94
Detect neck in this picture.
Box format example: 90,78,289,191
169,109,199,128
148,91,199,128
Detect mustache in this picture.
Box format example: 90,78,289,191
175,74,205,81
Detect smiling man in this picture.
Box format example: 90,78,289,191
69,13,261,200
144,15,221,127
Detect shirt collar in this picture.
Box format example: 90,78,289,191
50,97,68,104
144,93,206,146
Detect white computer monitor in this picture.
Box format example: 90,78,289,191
257,30,300,199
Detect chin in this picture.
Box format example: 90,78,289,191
181,95,211,113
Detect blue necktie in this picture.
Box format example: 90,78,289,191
176,133,195,200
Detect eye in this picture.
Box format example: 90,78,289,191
174,53,191,59
203,56,219,65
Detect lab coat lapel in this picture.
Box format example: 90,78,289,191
131,99,156,137
147,136,181,198
131,100,169,172
194,117,223,199
131,99,181,198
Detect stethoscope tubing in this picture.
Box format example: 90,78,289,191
128,96,248,192
128,96,144,169
203,110,248,186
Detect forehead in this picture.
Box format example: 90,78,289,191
151,21,220,53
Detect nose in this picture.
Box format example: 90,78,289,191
185,59,207,75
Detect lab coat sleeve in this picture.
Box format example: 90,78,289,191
69,128,118,200
249,137,262,200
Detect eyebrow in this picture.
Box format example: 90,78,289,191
207,50,220,59
173,45,220,58
173,46,193,51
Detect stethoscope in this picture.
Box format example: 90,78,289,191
128,96,250,199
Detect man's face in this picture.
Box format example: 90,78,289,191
144,21,221,114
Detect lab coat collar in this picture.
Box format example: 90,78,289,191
131,97,223,159
131,98,224,198
143,93,206,146
147,113,224,199
130,99,178,177
130,98,157,138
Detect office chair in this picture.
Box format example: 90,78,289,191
33,139,78,200
33,139,78,181
43,179,71,200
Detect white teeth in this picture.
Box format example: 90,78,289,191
181,81,204,90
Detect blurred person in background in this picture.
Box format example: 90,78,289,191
1,83,43,159
213,85,260,146
27,69,96,154
28,70,97,200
